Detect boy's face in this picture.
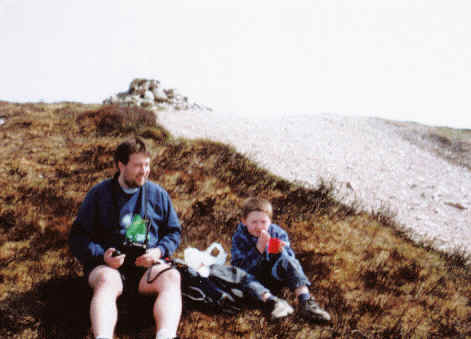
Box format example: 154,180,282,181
242,211,271,238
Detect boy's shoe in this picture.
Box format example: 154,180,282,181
264,296,294,319
298,298,331,322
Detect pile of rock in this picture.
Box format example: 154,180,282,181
103,78,211,112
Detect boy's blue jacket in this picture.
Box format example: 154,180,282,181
69,176,181,274
231,223,295,274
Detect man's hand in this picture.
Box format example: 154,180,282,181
257,230,270,254
104,248,125,269
135,247,162,268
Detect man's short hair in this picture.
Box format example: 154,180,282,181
114,137,151,168
241,197,273,219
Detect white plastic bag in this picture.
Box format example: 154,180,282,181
204,242,227,265
184,242,227,277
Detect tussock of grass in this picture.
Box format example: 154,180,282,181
0,102,470,338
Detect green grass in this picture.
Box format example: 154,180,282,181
0,101,470,338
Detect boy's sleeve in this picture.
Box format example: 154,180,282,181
231,227,265,274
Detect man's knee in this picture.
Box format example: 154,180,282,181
162,267,181,285
89,266,123,292
152,267,181,288
141,266,181,294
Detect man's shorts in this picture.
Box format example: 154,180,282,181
119,265,147,295
119,259,174,295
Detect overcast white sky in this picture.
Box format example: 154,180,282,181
1,0,470,128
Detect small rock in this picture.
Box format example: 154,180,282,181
445,202,467,210
143,90,154,101
152,88,168,102
164,88,175,99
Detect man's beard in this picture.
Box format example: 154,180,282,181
123,171,145,188
124,178,139,188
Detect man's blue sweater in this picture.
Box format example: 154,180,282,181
69,176,181,275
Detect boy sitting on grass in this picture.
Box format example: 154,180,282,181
231,197,331,322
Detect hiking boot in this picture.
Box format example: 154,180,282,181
264,296,294,319
298,298,331,322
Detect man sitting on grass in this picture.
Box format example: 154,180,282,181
69,137,182,339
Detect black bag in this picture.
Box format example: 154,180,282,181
172,260,250,315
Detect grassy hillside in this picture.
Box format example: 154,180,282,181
0,101,470,338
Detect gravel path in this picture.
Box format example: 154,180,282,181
157,110,471,258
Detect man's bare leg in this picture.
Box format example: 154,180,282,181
139,262,182,338
88,265,123,338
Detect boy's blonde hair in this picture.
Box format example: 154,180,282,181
241,197,273,219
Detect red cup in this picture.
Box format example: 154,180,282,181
268,238,283,254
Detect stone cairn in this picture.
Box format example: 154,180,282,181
103,78,211,112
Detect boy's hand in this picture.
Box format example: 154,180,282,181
257,230,270,253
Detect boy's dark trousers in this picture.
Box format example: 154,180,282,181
254,251,311,293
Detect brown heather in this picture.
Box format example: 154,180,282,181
0,101,469,338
